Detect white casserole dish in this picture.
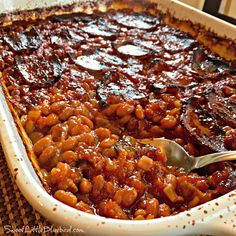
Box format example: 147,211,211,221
0,0,236,235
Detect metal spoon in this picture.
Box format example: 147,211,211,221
136,137,236,173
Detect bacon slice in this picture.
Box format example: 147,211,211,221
3,27,42,52
182,101,226,152
191,48,236,75
15,55,64,88
115,12,160,29
97,70,147,106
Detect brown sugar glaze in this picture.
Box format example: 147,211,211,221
0,9,236,220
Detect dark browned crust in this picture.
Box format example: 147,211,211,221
0,1,112,26
0,0,235,59
164,15,236,60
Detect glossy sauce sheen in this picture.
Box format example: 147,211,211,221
0,10,236,220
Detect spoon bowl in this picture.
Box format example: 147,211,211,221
136,137,236,173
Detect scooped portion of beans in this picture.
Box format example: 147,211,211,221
1,8,236,220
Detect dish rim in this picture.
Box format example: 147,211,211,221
0,0,236,235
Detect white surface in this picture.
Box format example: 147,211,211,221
0,1,236,235
153,0,236,40
0,0,69,12
179,0,205,10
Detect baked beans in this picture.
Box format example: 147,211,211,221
1,8,236,220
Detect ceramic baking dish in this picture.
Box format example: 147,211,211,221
0,0,236,235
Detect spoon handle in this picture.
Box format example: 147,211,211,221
194,151,236,169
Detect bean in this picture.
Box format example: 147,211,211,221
224,129,236,150
29,132,44,144
67,117,78,130
188,195,200,208
134,215,145,220
45,113,59,126
37,117,47,130
174,125,184,138
94,127,111,141
90,99,99,108
105,158,117,171
38,145,56,166
95,117,111,128
118,149,128,158
127,117,138,131
51,87,60,94
74,105,90,117
92,175,105,198
104,181,115,195
134,209,147,217
152,115,162,123
174,100,181,108
146,214,155,219
119,115,131,125
159,203,171,217
139,130,150,138
110,134,119,141
61,136,79,152
76,201,94,214
59,107,74,121
160,115,177,129
80,178,92,194
163,184,183,203
149,126,164,136
116,104,135,117
144,108,154,119
161,94,175,103
54,190,77,207
51,101,66,113
69,170,82,186
62,151,77,163
28,110,41,121
113,189,123,205
80,115,94,129
129,178,145,195
121,188,138,208
78,133,95,145
100,200,128,220
137,156,154,171
70,100,81,108
33,136,52,156
168,108,180,116
165,174,177,189
146,198,159,217
25,120,35,134
184,143,196,156
49,152,60,168
70,124,90,136
102,148,117,158
114,187,138,208
51,124,65,142
102,104,119,116
135,105,144,119
41,104,51,116
100,138,117,148
50,162,69,183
